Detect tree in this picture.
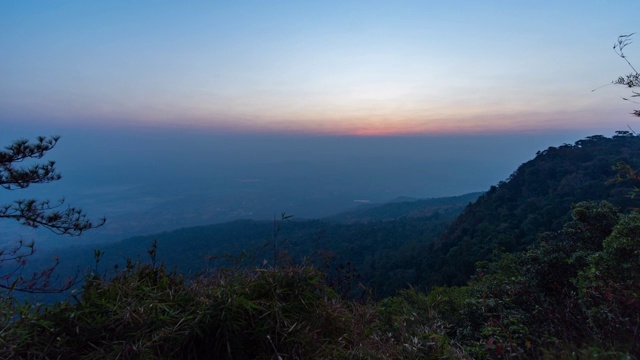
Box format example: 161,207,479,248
607,34,640,199
0,136,105,293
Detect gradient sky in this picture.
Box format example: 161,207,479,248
1,1,639,135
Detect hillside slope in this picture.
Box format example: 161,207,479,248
418,133,640,287
38,193,478,299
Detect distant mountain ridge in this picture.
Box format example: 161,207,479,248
324,192,482,223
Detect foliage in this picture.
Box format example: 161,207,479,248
0,246,453,359
420,134,640,289
1,186,639,358
420,201,639,358
0,136,104,294
576,212,640,353
375,288,462,359
34,195,473,301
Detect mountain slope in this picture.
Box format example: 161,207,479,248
37,194,478,299
418,133,640,287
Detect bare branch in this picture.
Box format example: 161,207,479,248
614,33,638,74
0,240,82,293
612,34,640,117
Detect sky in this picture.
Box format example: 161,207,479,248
1,1,639,135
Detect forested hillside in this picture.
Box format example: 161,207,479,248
6,200,639,358
418,133,640,288
39,193,480,299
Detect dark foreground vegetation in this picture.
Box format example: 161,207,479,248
2,200,639,359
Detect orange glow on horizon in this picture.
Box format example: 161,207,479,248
8,102,624,138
